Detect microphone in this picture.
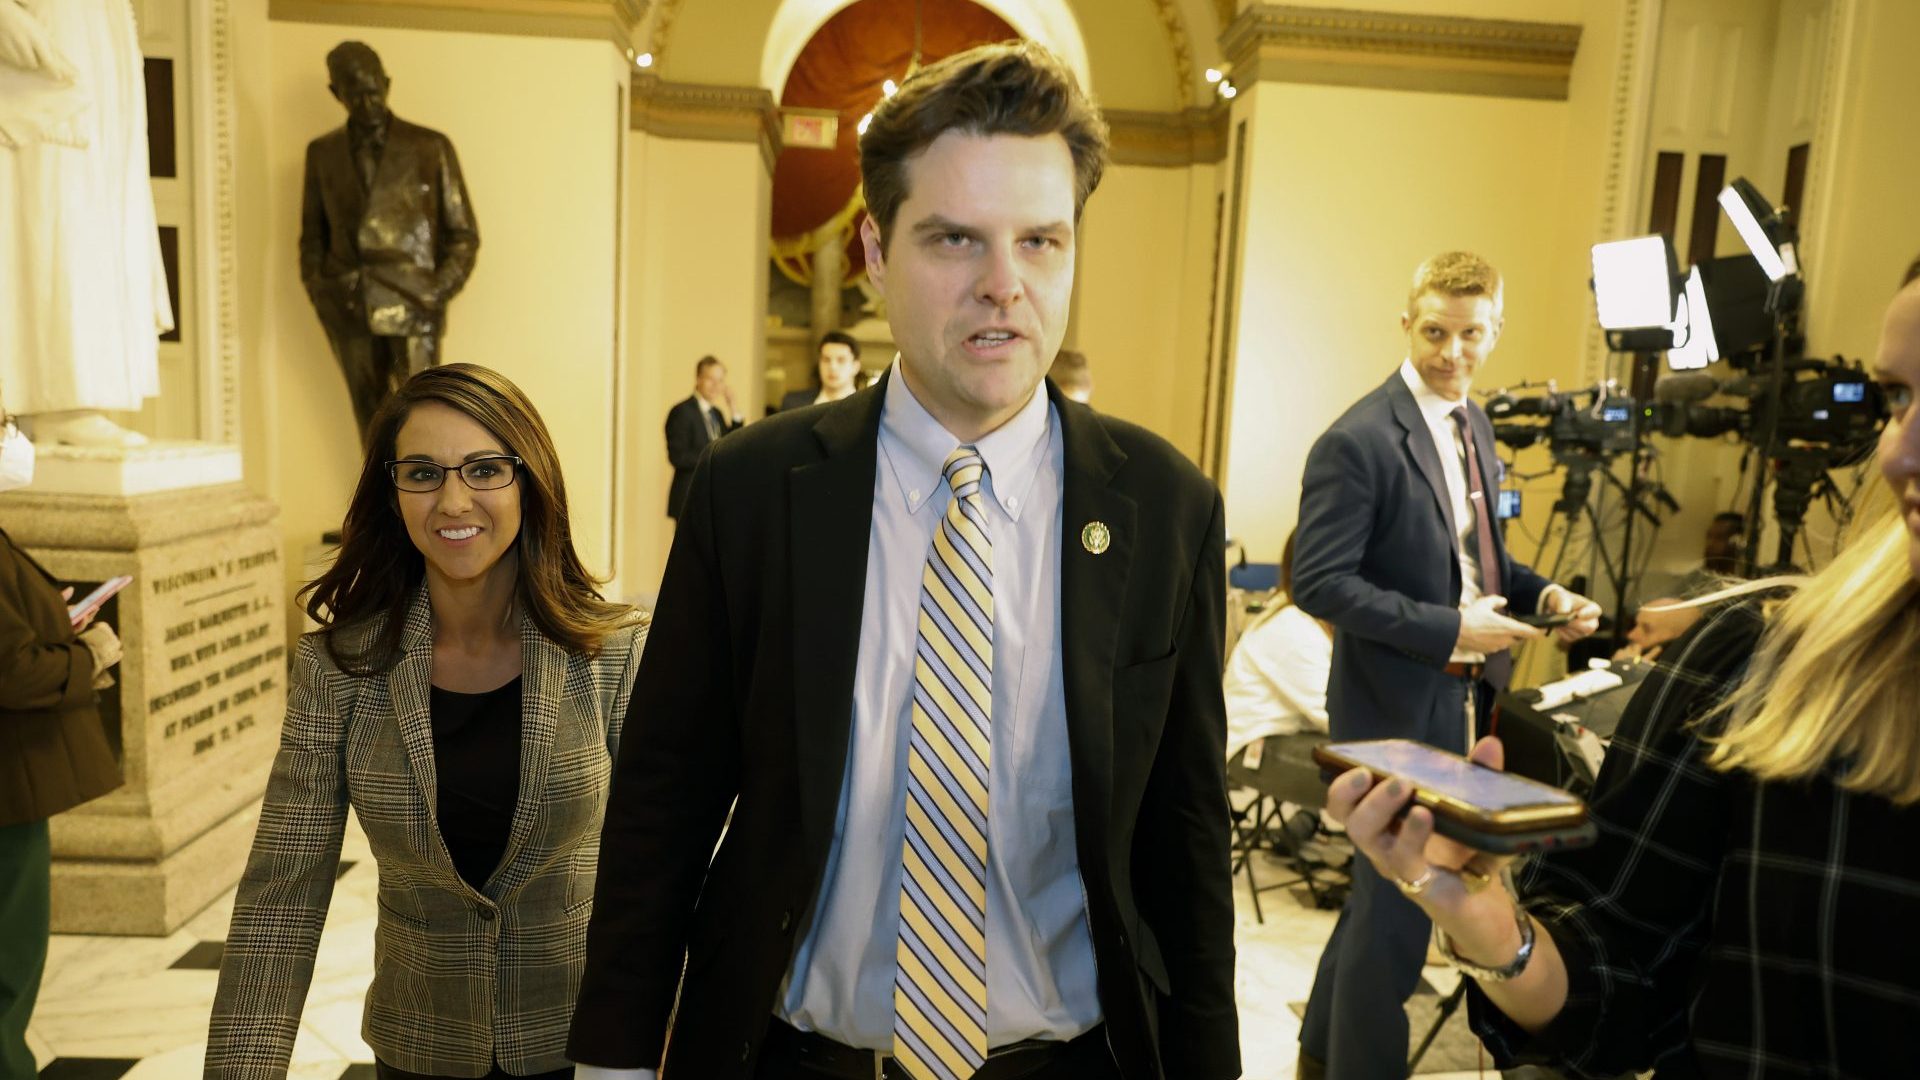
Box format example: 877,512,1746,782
1655,372,1722,403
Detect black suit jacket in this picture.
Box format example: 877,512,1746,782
664,395,741,518
778,388,818,412
1293,372,1550,746
0,531,120,826
572,377,1239,1079
299,116,479,338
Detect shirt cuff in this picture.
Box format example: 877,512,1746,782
1536,583,1570,615
573,1067,656,1080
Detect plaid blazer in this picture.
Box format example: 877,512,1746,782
205,588,645,1079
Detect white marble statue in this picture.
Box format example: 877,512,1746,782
0,0,171,448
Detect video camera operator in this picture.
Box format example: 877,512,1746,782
1293,251,1600,1080
1325,277,1920,1078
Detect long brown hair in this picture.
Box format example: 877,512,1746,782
301,364,638,674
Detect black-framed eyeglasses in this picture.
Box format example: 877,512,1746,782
385,455,523,493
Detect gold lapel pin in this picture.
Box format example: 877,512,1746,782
1081,521,1111,555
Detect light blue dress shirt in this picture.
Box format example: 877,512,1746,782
776,362,1102,1050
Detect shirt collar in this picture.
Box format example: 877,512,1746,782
693,391,721,414
879,357,1052,521
1400,359,1469,427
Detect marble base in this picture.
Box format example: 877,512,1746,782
29,441,243,497
0,481,287,936
48,798,265,935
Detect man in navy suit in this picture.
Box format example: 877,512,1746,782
1293,252,1600,1079
664,355,743,519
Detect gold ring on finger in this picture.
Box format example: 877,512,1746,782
1393,867,1435,897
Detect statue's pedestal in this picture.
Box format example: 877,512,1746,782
0,444,286,934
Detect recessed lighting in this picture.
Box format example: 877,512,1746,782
1204,68,1222,83
635,52,654,68
882,79,898,98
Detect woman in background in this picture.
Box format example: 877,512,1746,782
207,365,646,1080
0,403,123,1079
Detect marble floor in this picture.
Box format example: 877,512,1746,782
26,812,1505,1080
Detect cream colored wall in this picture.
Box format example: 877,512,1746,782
1801,0,1920,363
1216,81,1574,561
248,22,625,632
621,133,772,604
1075,162,1216,462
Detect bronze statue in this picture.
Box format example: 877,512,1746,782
300,41,478,444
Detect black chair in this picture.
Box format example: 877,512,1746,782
1227,733,1349,922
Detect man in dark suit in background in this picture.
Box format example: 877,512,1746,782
300,41,479,446
664,355,743,519
1293,252,1600,1080
570,41,1238,1080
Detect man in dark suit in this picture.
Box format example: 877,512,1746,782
664,355,743,519
299,41,479,445
570,41,1238,1080
1293,252,1600,1080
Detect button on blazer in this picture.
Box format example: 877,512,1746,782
206,587,645,1079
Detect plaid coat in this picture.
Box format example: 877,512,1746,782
205,588,645,1079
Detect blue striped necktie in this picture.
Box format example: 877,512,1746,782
893,446,993,1080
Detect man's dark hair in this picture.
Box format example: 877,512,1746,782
326,41,385,85
858,40,1109,250
1904,253,1920,287
1712,511,1746,527
816,331,860,359
695,355,722,378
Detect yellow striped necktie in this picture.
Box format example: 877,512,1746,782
893,446,993,1080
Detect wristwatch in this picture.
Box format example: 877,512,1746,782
1434,885,1536,982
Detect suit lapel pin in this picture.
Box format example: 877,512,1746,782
1081,521,1111,555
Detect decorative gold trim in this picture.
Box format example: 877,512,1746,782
1147,0,1198,106
1105,106,1228,167
646,0,681,57
1220,3,1582,101
1212,0,1236,35
268,0,644,48
630,73,780,174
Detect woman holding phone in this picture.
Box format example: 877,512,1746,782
207,365,646,1080
1328,283,1920,1077
0,405,124,1079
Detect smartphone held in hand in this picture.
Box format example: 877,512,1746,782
1313,738,1597,854
68,575,133,627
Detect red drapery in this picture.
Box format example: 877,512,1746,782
772,0,1017,283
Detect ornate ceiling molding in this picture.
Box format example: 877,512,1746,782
630,73,781,174
647,0,684,57
1212,0,1235,34
1219,3,1582,100
1105,105,1228,167
268,0,645,48
1146,0,1199,107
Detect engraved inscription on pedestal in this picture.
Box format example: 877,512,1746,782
0,483,287,934
147,549,285,769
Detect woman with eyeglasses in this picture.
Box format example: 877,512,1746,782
207,365,646,1080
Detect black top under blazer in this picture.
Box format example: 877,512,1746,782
206,588,645,1079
